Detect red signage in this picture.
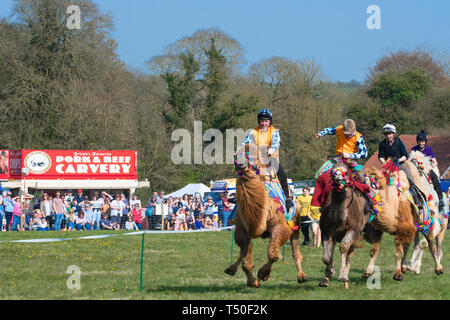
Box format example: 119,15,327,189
8,150,138,180
0,150,9,180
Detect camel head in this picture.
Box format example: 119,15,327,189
234,143,261,177
364,167,387,190
330,163,349,192
408,150,433,175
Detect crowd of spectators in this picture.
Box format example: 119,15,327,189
0,188,236,232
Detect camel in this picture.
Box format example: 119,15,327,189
406,151,447,274
363,153,444,280
224,143,307,287
319,162,371,289
362,165,417,281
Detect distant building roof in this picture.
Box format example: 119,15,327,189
363,135,450,179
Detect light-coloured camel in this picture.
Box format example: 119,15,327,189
224,143,307,287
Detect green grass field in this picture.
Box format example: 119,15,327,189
0,229,448,300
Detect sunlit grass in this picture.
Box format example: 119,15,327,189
0,229,449,300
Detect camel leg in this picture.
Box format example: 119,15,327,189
407,231,422,273
393,241,405,281
362,225,383,279
319,236,336,287
290,227,307,283
224,224,247,276
424,232,444,275
338,230,356,288
393,224,416,280
242,241,259,287
224,215,249,276
257,223,291,282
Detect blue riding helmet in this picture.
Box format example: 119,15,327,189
257,108,273,122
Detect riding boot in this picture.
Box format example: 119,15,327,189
408,179,423,210
429,170,444,214
363,194,373,215
277,164,294,210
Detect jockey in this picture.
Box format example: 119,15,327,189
315,118,368,161
237,108,294,210
378,124,422,209
411,130,444,214
313,119,371,212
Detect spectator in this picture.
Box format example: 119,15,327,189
91,194,102,231
52,191,66,231
181,194,189,207
296,187,312,246
204,197,215,216
40,193,52,223
83,204,95,231
101,197,110,217
148,196,157,215
130,203,142,230
75,189,84,212
125,215,139,230
100,191,113,205
166,213,176,231
175,207,187,231
100,213,116,230
30,210,49,231
4,191,14,231
75,211,87,231
120,194,130,230
204,215,215,229
193,194,204,218
195,214,205,230
66,208,76,231
0,193,5,231
221,191,232,228
185,208,195,230
110,194,125,230
156,191,165,204
65,190,74,204
130,194,142,210
11,197,22,231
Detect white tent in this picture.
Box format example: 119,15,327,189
166,183,211,198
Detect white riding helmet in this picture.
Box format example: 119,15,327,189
382,124,396,134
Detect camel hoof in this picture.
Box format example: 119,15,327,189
247,279,260,288
257,266,272,282
435,268,444,275
338,277,348,283
319,278,329,287
224,267,237,276
297,274,308,283
393,273,403,281
401,265,408,274
362,271,374,279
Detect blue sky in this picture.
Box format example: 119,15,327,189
1,0,448,82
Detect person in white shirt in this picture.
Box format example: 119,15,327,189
110,194,125,230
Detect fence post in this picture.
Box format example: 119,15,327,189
139,232,145,292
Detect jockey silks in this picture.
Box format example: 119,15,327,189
335,125,362,156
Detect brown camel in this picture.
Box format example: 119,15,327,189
319,162,370,289
224,143,307,287
362,165,417,281
405,151,446,274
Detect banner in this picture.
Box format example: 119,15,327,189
8,150,138,180
0,150,9,180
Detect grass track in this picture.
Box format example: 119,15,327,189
0,229,449,300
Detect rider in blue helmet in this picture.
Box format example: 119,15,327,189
238,108,294,210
